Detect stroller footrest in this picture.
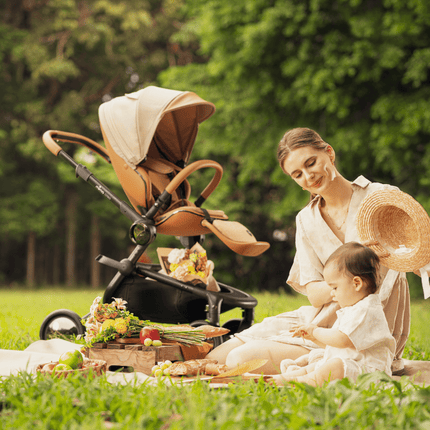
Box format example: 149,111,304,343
202,219,270,257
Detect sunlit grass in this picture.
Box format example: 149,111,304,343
0,288,104,350
1,287,429,362
1,289,430,429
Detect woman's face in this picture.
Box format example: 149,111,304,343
282,146,335,194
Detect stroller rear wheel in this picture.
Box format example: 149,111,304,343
221,318,244,342
39,309,85,341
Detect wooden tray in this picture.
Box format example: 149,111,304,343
114,338,141,344
84,343,184,374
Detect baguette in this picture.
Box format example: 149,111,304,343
204,363,229,376
168,362,189,376
194,325,230,338
168,359,218,376
161,325,229,339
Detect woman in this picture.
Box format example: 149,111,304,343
207,127,410,375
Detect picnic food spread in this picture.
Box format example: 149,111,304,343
37,349,107,378
167,359,228,377
58,349,84,369
83,295,229,348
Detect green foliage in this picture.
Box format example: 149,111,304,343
3,0,430,290
161,0,430,196
0,178,59,238
159,0,430,289
0,0,188,285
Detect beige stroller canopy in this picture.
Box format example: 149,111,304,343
98,86,215,169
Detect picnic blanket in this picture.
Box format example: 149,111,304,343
0,339,156,385
1,339,430,385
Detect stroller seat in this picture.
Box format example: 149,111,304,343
99,86,270,257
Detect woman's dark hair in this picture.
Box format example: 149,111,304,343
325,242,380,294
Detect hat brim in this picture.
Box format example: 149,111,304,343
357,189,430,272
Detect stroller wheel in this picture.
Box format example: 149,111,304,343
222,318,244,342
39,309,85,341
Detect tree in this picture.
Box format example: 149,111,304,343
0,0,189,286
158,0,430,292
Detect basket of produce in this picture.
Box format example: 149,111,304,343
36,349,106,378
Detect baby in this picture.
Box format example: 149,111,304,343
271,242,396,387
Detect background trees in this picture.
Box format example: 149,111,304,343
159,0,430,294
1,0,430,296
0,0,188,286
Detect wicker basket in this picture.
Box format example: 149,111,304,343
356,189,430,272
36,359,107,378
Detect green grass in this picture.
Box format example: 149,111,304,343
0,288,105,350
1,289,430,429
0,288,310,351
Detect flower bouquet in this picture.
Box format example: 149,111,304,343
83,297,206,347
157,243,220,292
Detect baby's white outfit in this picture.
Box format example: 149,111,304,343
313,294,395,381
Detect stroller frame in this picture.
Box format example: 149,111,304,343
40,130,257,346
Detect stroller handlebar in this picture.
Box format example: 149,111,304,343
145,160,223,220
165,159,223,203
42,130,111,163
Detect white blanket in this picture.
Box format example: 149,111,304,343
0,339,156,385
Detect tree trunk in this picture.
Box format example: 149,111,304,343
26,231,36,287
90,214,101,289
52,241,61,285
65,191,78,287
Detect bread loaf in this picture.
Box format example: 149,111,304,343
168,359,218,376
168,362,190,376
162,325,230,339
195,325,230,338
204,363,229,376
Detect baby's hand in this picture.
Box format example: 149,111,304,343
290,324,317,341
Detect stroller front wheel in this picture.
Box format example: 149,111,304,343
39,309,85,341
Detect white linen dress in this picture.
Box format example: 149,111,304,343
236,176,410,372
313,294,396,380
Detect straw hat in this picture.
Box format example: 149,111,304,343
356,189,430,272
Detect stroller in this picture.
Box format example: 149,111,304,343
39,86,270,347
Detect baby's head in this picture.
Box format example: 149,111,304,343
323,242,380,307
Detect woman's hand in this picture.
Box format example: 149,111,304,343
305,281,333,307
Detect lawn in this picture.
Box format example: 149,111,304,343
1,288,430,429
